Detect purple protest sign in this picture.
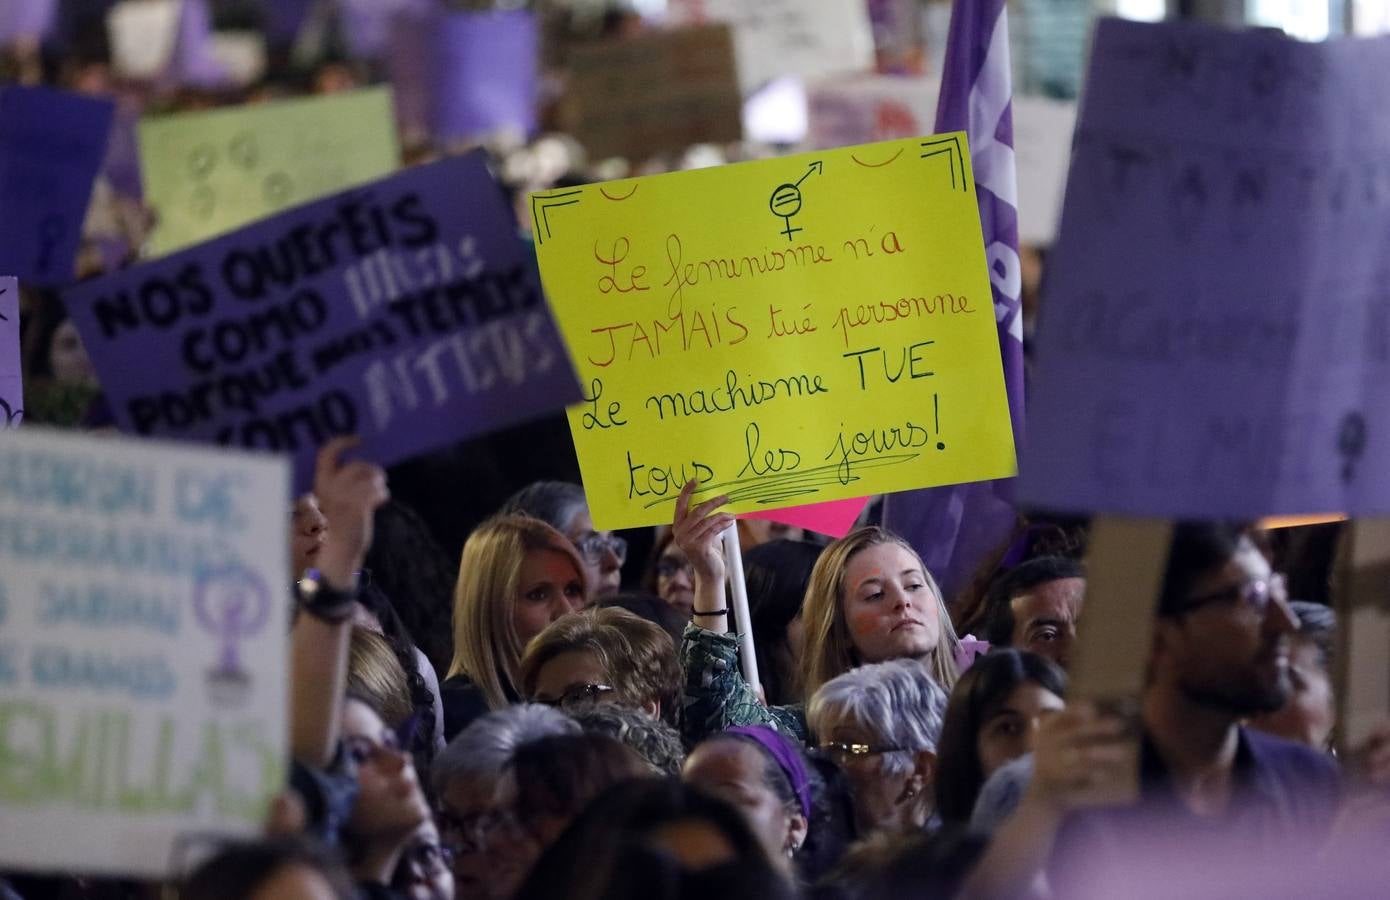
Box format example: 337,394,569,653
432,11,538,141
0,277,20,428
1021,19,1390,517
0,0,58,44
0,86,115,286
64,152,584,490
388,9,539,143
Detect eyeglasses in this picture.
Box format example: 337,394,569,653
437,807,520,854
577,533,627,566
655,556,694,579
344,728,402,766
819,740,905,765
404,841,454,873
1177,573,1288,617
535,682,615,709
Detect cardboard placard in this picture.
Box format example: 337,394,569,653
65,153,583,490
532,135,1015,530
0,278,19,428
807,75,940,150
1021,19,1390,518
0,427,290,878
1336,519,1390,751
139,87,400,256
0,87,115,285
670,0,876,93
558,25,743,161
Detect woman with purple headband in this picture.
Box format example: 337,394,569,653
683,724,857,884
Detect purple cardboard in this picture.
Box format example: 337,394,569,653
1020,18,1390,518
0,277,20,428
0,0,58,43
0,86,115,285
64,153,583,489
431,11,538,141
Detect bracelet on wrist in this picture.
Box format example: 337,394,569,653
296,568,358,623
692,608,729,617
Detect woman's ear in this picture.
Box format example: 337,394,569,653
785,810,809,855
908,749,938,799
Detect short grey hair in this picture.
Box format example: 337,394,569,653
431,704,579,795
807,658,949,778
499,481,590,536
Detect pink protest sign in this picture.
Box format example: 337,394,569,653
739,496,868,538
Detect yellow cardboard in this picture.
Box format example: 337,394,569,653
532,134,1016,529
139,87,400,255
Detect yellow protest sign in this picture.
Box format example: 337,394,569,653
532,134,1016,530
139,87,400,255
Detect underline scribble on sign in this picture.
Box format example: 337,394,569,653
640,452,919,510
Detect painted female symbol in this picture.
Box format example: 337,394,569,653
193,565,272,688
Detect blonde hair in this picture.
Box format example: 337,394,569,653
799,526,960,703
447,514,590,709
347,627,413,727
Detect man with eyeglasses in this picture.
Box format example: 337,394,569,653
1047,523,1340,894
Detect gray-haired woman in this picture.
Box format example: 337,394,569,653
807,657,948,835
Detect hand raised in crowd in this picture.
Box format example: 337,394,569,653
1025,700,1136,814
313,435,390,589
672,479,735,584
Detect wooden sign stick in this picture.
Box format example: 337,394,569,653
1070,515,1174,799
1335,518,1390,754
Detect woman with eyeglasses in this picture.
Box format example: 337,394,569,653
340,694,432,895
519,606,683,732
673,481,961,745
441,515,590,741
933,648,1067,827
807,658,949,835
392,819,456,900
643,530,697,617
500,480,627,597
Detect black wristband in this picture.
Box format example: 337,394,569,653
692,608,729,617
296,569,358,623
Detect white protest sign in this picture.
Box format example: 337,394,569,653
807,74,940,150
0,428,290,878
671,0,875,93
1011,95,1076,245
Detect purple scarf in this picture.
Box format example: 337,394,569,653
725,725,812,821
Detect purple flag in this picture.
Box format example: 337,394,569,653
165,0,229,90
882,0,1024,600
64,153,584,491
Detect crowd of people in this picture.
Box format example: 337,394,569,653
9,434,1390,899
6,5,1390,900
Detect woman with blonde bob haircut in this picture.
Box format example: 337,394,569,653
674,481,960,744
440,514,590,741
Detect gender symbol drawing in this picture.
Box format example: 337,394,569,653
768,160,822,241
193,563,273,708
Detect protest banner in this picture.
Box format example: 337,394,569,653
65,153,583,490
531,134,1016,531
1011,95,1076,245
558,25,743,162
106,0,182,80
0,427,290,877
1021,18,1390,518
670,0,876,94
1,278,19,428
0,86,115,285
139,87,400,255
807,75,940,150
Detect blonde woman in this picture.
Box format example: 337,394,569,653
441,514,589,740
674,481,960,744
